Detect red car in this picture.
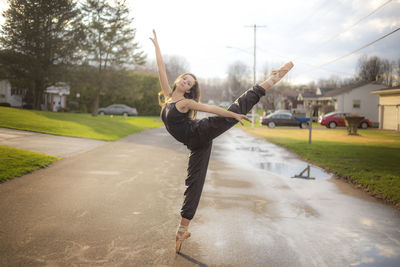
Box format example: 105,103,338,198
318,112,373,129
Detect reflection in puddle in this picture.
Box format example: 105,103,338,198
258,162,330,179
229,142,332,180
351,242,400,267
236,146,269,153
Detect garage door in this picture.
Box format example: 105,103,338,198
383,106,397,130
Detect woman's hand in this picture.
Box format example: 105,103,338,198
233,113,251,125
149,29,158,47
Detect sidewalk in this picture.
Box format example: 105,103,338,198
0,127,106,157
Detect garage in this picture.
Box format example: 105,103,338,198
371,87,400,131
383,105,398,130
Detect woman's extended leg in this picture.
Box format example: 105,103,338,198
193,61,293,146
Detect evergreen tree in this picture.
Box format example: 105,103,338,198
0,0,82,109
79,0,145,116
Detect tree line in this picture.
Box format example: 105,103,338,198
0,0,162,116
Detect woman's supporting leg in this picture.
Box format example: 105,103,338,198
180,141,213,220
176,141,212,253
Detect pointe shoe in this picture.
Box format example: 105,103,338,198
266,61,294,87
175,231,191,253
175,225,191,253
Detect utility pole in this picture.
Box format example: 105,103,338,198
245,24,266,127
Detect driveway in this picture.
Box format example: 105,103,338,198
0,126,399,266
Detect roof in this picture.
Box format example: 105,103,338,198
301,81,385,99
317,87,335,95
371,86,400,95
323,81,371,97
45,82,70,95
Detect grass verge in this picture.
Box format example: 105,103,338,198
243,127,400,208
0,145,59,182
0,107,163,141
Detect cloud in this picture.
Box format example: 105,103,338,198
376,244,398,258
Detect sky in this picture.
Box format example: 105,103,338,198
1,0,399,85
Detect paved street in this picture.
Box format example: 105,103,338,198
1,126,399,266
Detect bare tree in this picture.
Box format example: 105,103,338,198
134,59,157,76
381,59,393,87
198,77,225,103
317,75,342,88
357,55,380,82
226,61,251,101
261,62,270,81
396,59,400,86
164,55,190,83
258,87,281,111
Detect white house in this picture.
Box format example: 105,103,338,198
43,82,70,111
371,87,400,131
301,82,386,125
325,82,386,125
0,80,24,107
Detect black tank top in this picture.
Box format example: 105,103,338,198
161,99,193,145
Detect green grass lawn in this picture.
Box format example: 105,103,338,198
0,145,59,182
243,126,400,208
0,107,163,141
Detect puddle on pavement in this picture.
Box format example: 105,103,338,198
350,242,400,267
216,135,332,180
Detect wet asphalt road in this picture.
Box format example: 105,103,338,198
0,126,399,266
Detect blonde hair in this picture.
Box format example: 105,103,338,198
158,73,201,120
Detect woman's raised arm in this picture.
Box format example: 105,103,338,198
150,30,172,97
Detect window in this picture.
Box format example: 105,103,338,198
353,100,360,108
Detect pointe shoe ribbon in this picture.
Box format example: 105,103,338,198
266,61,294,87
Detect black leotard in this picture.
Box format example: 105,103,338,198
161,99,194,146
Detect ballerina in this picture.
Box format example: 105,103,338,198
150,29,293,253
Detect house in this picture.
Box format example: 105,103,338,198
300,82,386,124
298,87,335,120
43,82,70,111
371,87,400,131
0,80,24,107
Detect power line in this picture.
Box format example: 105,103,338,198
256,46,355,77
319,26,400,68
290,26,400,81
316,0,393,49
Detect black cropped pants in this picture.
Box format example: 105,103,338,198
180,85,265,220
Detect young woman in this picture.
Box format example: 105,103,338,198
150,29,293,253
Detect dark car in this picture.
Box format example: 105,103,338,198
98,104,138,116
261,112,309,129
318,112,372,129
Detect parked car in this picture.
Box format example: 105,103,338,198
98,104,138,116
260,112,309,129
318,112,372,129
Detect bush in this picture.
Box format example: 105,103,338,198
22,104,33,109
0,102,11,107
